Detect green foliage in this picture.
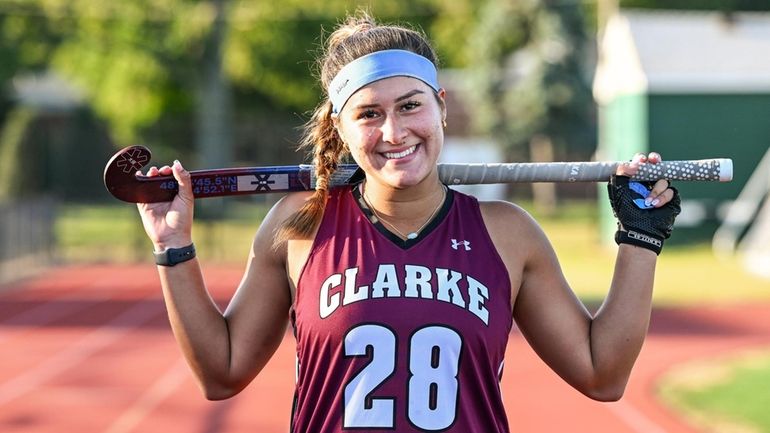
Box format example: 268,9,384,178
0,0,210,145
0,1,61,82
45,1,216,144
0,106,37,199
0,0,464,153
468,0,595,159
422,0,485,67
223,0,452,110
3,0,764,161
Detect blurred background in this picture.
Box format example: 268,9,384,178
1,0,769,432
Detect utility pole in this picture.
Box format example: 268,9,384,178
196,0,233,221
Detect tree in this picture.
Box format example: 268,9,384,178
0,0,487,193
0,1,457,146
469,0,595,213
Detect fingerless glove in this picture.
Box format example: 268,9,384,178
607,175,681,255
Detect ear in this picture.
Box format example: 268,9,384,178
437,88,448,122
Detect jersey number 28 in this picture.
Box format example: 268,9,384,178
343,324,462,430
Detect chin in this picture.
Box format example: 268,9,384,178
383,168,432,189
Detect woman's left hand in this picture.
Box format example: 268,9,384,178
609,151,682,255
615,152,676,208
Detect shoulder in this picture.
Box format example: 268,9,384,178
259,191,320,237
253,191,314,249
477,200,551,258
478,200,540,234
269,191,315,219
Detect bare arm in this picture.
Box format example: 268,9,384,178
136,161,299,400
508,214,656,401
485,154,674,401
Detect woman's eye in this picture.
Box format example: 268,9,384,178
357,110,378,120
401,101,421,111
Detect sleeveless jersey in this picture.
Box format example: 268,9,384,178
291,185,513,433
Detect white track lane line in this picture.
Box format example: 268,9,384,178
606,399,669,433
102,358,190,433
0,294,162,406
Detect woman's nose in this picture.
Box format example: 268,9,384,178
379,115,408,145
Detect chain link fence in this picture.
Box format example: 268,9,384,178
0,197,56,284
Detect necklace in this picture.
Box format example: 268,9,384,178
362,183,446,240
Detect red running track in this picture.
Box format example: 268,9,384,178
1,265,769,433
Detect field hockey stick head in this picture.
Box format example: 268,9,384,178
103,145,178,203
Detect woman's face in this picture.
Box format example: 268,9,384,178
335,76,446,189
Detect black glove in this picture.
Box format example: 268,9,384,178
607,175,681,255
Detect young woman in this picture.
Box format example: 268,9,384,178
137,14,680,433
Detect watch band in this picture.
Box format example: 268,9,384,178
154,243,196,266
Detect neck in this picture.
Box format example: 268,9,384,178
362,175,446,240
363,172,443,213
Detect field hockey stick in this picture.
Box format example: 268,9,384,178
104,145,733,203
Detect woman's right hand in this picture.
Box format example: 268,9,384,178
136,160,195,251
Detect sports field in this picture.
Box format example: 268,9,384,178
2,264,769,433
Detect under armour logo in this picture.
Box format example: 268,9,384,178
451,239,471,251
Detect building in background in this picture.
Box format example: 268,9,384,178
593,9,770,245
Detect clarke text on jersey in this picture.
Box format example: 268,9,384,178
318,264,490,325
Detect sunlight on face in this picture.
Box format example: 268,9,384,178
335,76,446,189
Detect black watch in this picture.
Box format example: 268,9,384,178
154,243,196,266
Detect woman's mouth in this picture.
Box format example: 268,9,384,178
383,145,417,160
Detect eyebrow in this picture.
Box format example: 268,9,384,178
352,89,426,110
395,89,425,102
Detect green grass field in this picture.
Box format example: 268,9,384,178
56,200,770,305
55,200,770,431
659,350,770,433
55,200,271,264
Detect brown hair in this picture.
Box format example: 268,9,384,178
275,12,439,244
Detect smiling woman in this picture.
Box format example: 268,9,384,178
277,20,449,243
131,11,683,433
335,76,447,193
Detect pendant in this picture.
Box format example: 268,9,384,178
407,232,418,240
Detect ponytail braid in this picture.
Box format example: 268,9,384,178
274,100,346,245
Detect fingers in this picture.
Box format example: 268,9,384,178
140,165,173,177
616,160,639,176
647,179,674,208
616,151,673,208
649,178,670,197
171,160,195,204
632,153,647,164
637,151,669,207
616,151,663,176
139,160,194,203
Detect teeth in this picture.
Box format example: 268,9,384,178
383,145,417,160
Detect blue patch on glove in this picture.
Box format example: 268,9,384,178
628,181,654,209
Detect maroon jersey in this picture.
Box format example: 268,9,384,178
291,185,512,433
